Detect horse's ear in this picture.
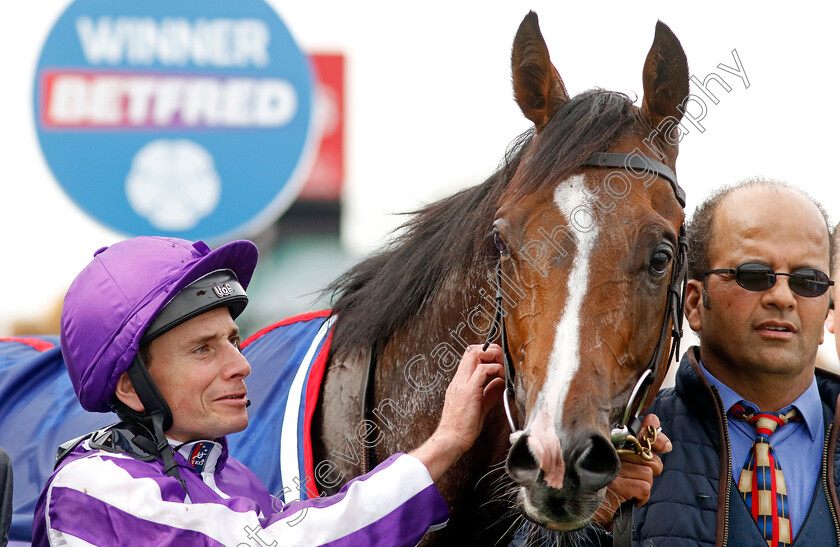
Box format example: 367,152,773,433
640,21,689,130
512,11,569,131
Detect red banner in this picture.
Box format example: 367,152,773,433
300,53,344,201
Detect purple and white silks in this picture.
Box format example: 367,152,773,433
33,437,448,546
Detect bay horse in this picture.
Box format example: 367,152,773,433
0,10,690,545
312,11,689,545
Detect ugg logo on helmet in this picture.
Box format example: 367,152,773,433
213,283,235,298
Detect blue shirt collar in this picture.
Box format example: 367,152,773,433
698,358,822,441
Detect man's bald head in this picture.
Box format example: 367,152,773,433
687,179,832,282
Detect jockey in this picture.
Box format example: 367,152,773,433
33,236,505,546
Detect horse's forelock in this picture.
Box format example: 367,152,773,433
505,89,636,200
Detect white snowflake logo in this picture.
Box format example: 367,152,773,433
125,139,221,231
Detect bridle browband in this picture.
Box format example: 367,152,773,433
584,152,685,207
482,151,688,442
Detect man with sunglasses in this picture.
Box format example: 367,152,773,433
587,180,840,547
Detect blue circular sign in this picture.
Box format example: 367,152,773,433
34,0,315,241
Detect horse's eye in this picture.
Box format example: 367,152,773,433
649,249,672,276
493,231,509,256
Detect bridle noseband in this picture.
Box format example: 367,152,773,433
482,151,688,442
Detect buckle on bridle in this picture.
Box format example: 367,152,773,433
610,372,660,462
615,424,660,461
610,368,653,445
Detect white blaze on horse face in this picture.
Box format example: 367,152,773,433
526,174,599,489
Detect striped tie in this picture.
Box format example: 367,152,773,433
730,402,799,547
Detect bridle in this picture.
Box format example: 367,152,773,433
480,151,687,545
482,152,688,443
357,152,688,487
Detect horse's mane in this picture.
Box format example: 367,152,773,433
326,89,637,358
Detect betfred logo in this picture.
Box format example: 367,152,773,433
42,70,298,129
34,1,316,241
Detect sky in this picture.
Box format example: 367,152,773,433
2,1,839,363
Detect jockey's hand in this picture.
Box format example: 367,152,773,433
409,344,505,482
592,413,672,530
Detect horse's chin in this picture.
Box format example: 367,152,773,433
516,483,605,532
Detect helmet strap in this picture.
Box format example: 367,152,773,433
150,410,188,494
125,354,174,430
114,355,188,494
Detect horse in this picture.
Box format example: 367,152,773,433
297,11,691,544
0,11,689,545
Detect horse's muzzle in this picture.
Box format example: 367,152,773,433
505,430,620,529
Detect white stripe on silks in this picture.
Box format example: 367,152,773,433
50,450,437,545
48,527,98,547
527,175,599,432
279,315,335,501
266,454,437,544
45,468,99,547
49,455,259,545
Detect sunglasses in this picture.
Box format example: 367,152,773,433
703,262,834,298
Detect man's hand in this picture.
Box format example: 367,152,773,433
592,413,672,529
409,344,506,481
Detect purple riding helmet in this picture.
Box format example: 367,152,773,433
60,236,258,487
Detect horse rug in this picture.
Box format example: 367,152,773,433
0,311,334,543
231,309,334,503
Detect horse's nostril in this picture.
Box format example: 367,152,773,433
506,433,541,485
573,434,620,491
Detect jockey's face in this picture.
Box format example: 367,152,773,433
147,306,251,442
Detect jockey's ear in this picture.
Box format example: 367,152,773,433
115,370,146,412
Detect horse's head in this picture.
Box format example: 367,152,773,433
495,12,689,530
